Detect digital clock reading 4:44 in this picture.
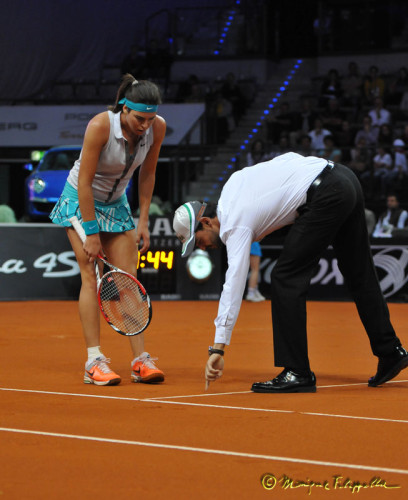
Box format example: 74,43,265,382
137,251,174,270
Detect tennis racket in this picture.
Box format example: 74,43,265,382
69,216,152,336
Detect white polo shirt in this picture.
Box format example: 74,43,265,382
214,152,327,345
67,111,154,202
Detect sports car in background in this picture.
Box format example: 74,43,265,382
25,145,134,220
24,145,81,220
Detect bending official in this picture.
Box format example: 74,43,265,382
173,152,408,393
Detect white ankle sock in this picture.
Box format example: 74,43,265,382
87,346,103,362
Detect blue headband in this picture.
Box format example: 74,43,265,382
119,98,158,113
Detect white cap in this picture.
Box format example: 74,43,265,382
173,201,207,258
393,139,405,147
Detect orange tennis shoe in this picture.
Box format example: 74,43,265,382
84,357,121,386
131,352,165,383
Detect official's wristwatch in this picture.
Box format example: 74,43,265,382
208,346,224,356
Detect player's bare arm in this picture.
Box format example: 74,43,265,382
77,112,110,261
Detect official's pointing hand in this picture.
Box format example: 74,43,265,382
205,354,224,390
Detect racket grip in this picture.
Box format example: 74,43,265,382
69,216,86,243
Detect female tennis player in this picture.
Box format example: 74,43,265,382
50,74,166,386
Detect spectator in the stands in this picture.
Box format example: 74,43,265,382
185,82,205,103
392,139,407,170
318,135,342,163
176,74,203,103
221,72,245,127
368,97,391,128
342,61,363,119
364,65,386,105
377,123,394,149
0,205,17,223
348,136,372,179
373,145,393,172
382,139,408,195
308,118,331,151
400,91,408,117
388,67,408,106
208,90,233,144
266,101,298,143
289,97,319,146
393,138,408,175
354,115,379,151
373,145,394,197
335,120,354,162
320,98,346,134
372,194,408,238
360,145,392,198
121,44,145,77
319,68,342,106
270,133,291,159
246,139,270,166
295,134,315,157
297,97,319,133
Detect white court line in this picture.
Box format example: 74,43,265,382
0,387,142,402
147,400,408,424
1,426,407,476
318,379,408,389
147,390,252,400
1,387,408,424
147,379,408,399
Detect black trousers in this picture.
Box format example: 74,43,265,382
270,164,401,372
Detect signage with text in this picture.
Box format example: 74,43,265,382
259,242,408,301
0,104,205,147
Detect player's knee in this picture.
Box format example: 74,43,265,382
80,266,98,291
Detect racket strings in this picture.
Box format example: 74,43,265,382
99,271,150,334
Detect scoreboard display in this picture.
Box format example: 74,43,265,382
138,250,174,270
134,216,179,297
137,250,177,296
135,216,223,300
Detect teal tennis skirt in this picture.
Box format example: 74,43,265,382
49,182,136,233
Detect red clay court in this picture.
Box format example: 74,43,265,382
0,300,407,499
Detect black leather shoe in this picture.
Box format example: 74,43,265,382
251,368,316,393
368,346,408,387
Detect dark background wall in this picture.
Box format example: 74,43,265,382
0,0,231,101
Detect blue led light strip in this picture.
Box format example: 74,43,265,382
214,0,241,55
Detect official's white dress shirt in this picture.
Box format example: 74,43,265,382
214,152,328,345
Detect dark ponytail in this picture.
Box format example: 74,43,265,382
108,74,162,112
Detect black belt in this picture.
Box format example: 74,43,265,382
305,160,335,203
297,161,335,215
